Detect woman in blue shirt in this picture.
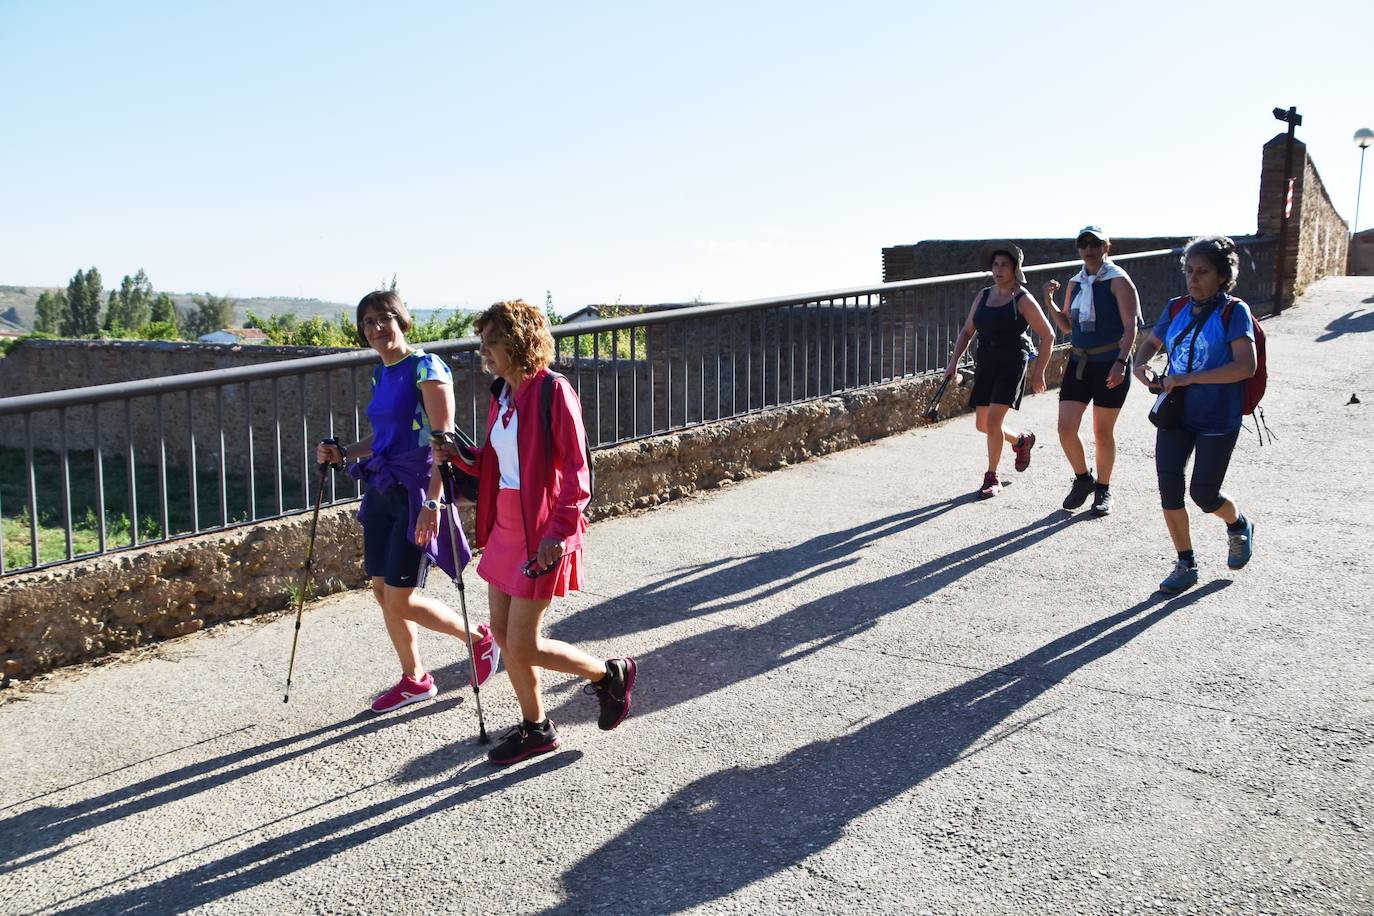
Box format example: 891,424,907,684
316,291,499,713
1131,236,1257,593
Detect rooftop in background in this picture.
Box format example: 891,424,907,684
197,327,270,345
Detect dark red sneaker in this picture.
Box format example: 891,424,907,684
1012,432,1036,472
978,471,1002,499
584,657,636,731
487,720,560,766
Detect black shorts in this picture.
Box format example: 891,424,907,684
361,484,431,589
970,354,1028,409
1059,356,1131,409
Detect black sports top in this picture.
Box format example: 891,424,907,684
973,287,1030,359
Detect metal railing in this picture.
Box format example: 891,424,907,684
0,238,1276,576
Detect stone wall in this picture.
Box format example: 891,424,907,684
883,237,1192,283
1257,134,1350,304
1348,228,1374,276
0,348,1071,680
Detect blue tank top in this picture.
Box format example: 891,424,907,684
1071,279,1126,361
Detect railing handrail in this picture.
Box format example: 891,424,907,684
0,238,1274,418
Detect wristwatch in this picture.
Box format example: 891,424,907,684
422,498,441,511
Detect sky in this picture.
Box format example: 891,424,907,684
3,0,1372,313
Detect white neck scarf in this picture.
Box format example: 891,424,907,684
1070,259,1126,332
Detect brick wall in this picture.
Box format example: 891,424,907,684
1257,134,1351,304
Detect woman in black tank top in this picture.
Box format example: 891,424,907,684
943,244,1056,498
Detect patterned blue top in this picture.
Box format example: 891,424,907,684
1153,297,1255,435
367,349,453,457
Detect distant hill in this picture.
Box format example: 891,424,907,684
0,285,355,332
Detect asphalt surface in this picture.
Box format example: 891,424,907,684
2,278,1372,915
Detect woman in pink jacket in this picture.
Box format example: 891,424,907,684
461,299,635,766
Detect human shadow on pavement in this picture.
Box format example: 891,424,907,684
46,751,582,916
547,509,1088,727
1316,308,1374,342
556,495,976,644
544,583,1229,915
0,697,460,876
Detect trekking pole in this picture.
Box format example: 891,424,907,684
921,375,953,423
283,437,339,703
433,432,489,744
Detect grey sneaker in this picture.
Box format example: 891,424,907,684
1159,560,1199,595
1227,518,1254,570
1091,487,1114,517
1062,474,1095,510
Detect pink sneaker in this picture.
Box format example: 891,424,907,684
370,673,437,714
470,624,501,688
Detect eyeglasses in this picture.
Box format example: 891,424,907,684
1077,239,1104,249
361,312,397,332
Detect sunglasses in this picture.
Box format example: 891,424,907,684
522,557,557,579
361,312,398,332
1077,239,1104,249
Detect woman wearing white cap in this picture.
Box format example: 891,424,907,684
1042,226,1141,516
944,243,1055,498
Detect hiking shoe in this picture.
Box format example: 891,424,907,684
978,471,1002,499
1012,432,1036,472
584,657,636,731
370,672,437,714
1227,518,1254,570
1091,487,1114,517
1158,560,1199,595
470,623,501,688
487,720,560,766
1062,474,1095,510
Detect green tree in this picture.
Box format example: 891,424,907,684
105,269,154,333
545,290,561,327
149,292,178,331
33,290,67,334
62,267,103,336
184,294,236,338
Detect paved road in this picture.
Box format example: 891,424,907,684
3,278,1372,915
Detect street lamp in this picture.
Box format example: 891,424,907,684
1354,127,1374,236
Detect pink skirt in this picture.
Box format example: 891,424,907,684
477,488,584,601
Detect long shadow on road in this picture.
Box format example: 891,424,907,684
545,582,1229,915
0,698,459,877
548,507,1088,726
558,496,976,642
47,751,582,916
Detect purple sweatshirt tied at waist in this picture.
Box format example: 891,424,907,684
347,445,472,580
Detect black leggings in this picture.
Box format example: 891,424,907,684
1155,427,1239,512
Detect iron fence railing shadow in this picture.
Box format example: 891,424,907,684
0,239,1276,575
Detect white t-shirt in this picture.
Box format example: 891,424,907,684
489,388,521,490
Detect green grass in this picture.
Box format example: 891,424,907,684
0,446,342,572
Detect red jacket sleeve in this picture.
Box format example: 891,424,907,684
541,377,591,542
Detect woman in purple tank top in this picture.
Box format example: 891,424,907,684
315,291,500,715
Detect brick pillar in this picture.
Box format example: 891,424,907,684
1257,133,1308,308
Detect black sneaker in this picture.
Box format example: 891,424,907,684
584,657,636,731
487,720,560,766
1062,474,1095,510
1091,486,1114,517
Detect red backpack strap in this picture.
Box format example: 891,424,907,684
1168,295,1192,319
